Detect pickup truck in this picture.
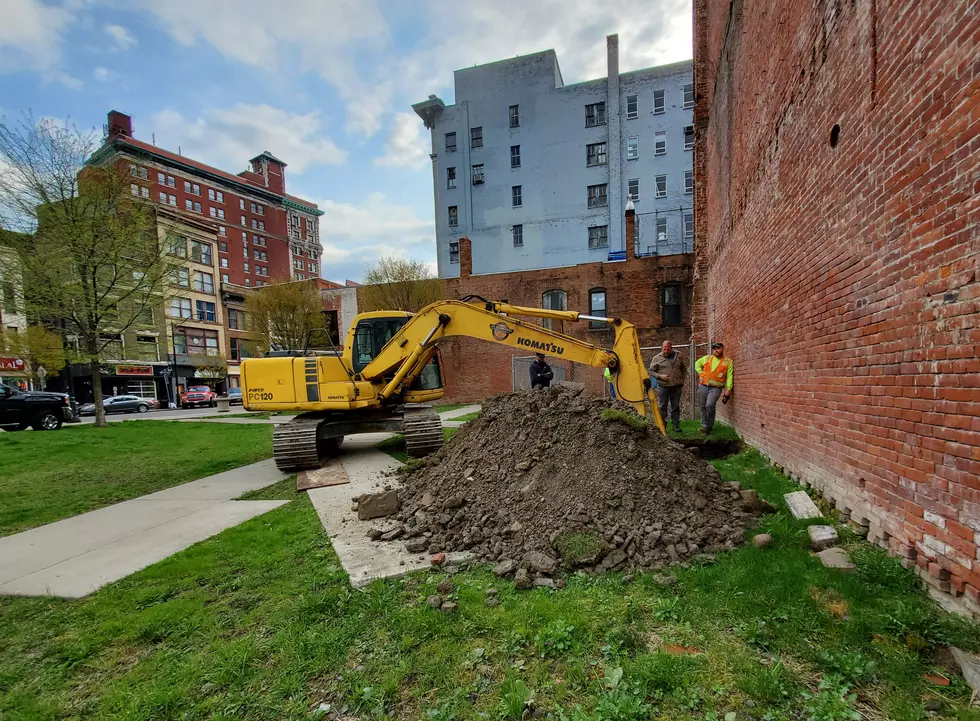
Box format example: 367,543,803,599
180,385,217,409
0,383,76,431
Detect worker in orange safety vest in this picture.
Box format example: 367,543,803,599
694,341,733,434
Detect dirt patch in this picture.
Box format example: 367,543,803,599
376,384,766,574
673,437,743,460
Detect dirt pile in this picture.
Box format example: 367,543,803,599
379,383,766,574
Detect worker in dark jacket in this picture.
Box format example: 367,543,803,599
529,352,554,389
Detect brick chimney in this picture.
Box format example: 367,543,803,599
107,110,132,139
459,237,472,277
625,199,636,261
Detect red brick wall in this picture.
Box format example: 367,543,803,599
693,0,980,610
439,238,694,403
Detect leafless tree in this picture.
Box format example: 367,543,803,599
361,255,442,312
244,278,329,354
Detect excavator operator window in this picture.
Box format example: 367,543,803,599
352,317,410,373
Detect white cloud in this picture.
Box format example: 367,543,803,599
305,192,436,283
149,104,347,174
374,112,429,169
0,0,76,79
105,24,137,51
92,66,110,82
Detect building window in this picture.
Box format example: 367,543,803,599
626,95,638,119
683,84,695,108
230,337,251,361
167,175,175,188
684,125,695,151
586,142,607,167
447,167,456,189
130,183,139,197
190,240,212,265
218,226,226,236
627,136,638,160
656,216,668,241
653,89,665,114
510,144,521,168
244,278,251,287
472,164,484,184
308,262,316,272
588,225,609,249
220,257,229,268
448,205,458,227
589,288,607,328
512,185,522,208
655,174,667,198
513,224,523,247
242,243,248,257
190,182,201,195
168,194,176,206
541,289,567,331
662,283,683,325
683,210,694,238
470,126,483,148
170,267,190,288
253,249,260,259
131,165,147,180
509,104,519,128
292,258,302,270
449,241,459,264
241,215,246,226
136,335,159,361
173,332,187,356
167,236,187,258
628,178,639,201
193,271,214,294
587,183,608,208
228,309,243,330
141,186,149,198
219,241,228,253
222,273,230,283
445,132,456,152
655,131,666,155
195,300,216,322
585,102,606,127
239,198,245,210
157,172,165,185
685,170,694,194
169,297,192,319
250,202,265,216
159,191,167,203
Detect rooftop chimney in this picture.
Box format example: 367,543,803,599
107,110,132,139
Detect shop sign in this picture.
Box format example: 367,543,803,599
0,358,25,373
115,364,154,376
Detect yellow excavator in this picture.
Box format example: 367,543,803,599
241,297,666,471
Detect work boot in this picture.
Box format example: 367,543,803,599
672,423,681,433
698,426,710,435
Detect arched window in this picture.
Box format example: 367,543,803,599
661,283,683,326
588,287,607,329
541,289,567,331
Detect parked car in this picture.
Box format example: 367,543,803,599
227,387,243,405
180,385,216,408
0,383,75,431
77,395,159,416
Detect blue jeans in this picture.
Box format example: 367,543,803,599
697,385,723,430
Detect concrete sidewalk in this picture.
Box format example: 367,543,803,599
0,459,290,598
438,404,481,420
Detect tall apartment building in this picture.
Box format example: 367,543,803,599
413,35,694,279
89,111,324,288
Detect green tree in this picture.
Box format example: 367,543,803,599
243,279,330,354
0,113,172,426
0,325,67,389
361,255,442,312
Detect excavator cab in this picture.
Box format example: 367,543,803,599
349,314,443,392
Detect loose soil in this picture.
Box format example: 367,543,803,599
378,384,767,574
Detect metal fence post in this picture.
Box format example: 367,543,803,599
689,339,697,419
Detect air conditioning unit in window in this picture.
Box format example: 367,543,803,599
472,173,484,185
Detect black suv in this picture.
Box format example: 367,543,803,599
0,383,76,431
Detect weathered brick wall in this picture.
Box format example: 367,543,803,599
693,0,980,610
439,236,695,404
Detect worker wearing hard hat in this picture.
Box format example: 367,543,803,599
694,342,733,434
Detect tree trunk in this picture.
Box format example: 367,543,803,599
90,357,107,428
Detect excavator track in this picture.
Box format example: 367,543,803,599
403,408,444,458
272,415,325,472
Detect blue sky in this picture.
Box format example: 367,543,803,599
0,0,692,283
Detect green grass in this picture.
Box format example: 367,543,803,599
2,433,979,719
433,402,469,413
450,411,481,423
0,421,273,536
668,418,740,442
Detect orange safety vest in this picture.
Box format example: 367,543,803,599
699,356,731,386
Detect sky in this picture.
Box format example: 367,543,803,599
0,0,693,283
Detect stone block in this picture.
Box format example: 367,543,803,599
357,490,399,520
784,491,822,520
817,547,855,572
808,524,838,551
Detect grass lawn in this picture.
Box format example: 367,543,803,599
2,431,979,719
450,411,481,423
433,402,469,413
666,418,740,442
0,421,273,536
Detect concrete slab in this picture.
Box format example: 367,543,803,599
785,491,822,519
309,434,469,588
0,501,286,597
438,404,481,420
808,524,839,550
0,458,291,599
817,547,855,572
951,647,980,695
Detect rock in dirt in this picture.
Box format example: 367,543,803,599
753,533,773,548
405,538,428,553
514,568,533,589
366,528,383,541
485,597,501,607
440,601,458,614
357,490,400,520
375,388,765,571
379,526,404,542
534,578,557,590
653,574,678,586
437,579,454,595
808,524,838,550
950,648,980,695
430,553,446,566
426,594,443,608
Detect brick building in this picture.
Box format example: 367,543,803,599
89,111,324,289
693,1,979,611
431,208,694,402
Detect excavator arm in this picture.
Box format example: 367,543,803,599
359,299,666,434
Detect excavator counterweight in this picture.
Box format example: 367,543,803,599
241,299,666,472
